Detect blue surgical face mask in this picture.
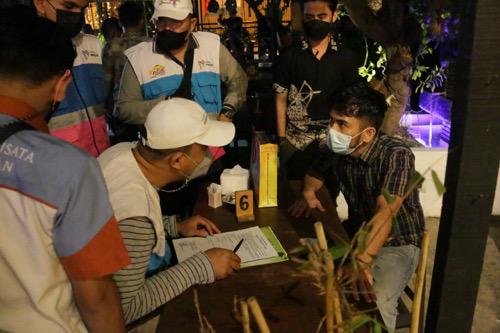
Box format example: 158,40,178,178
326,127,369,155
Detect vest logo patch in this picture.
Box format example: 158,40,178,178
82,49,99,60
149,65,166,79
159,0,179,5
198,60,214,69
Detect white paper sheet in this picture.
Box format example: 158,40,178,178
173,226,278,264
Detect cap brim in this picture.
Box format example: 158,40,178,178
195,119,235,148
152,8,191,21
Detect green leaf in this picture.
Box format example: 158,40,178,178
297,262,313,271
382,188,396,204
328,244,350,260
288,245,307,255
431,170,446,196
412,171,425,188
356,224,370,253
345,315,372,330
373,322,383,333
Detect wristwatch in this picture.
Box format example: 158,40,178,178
220,105,237,120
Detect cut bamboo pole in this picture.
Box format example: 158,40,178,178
315,222,335,333
248,297,270,333
314,222,329,251
193,289,205,331
332,286,343,332
324,252,335,333
410,231,430,333
240,300,251,333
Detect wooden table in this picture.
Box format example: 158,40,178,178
156,182,369,333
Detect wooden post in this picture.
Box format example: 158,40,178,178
425,0,500,332
248,297,271,333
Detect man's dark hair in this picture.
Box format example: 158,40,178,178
101,17,121,40
118,1,143,28
330,82,388,130
301,0,339,13
0,6,76,87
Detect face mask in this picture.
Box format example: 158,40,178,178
326,127,369,155
155,30,188,53
182,151,212,180
303,19,332,41
156,151,212,194
46,1,84,38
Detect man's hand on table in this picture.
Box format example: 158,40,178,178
338,261,377,303
177,215,221,237
288,190,326,218
205,248,241,279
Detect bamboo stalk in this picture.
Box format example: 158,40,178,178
315,222,335,333
240,300,251,333
248,297,270,333
410,231,430,333
325,253,335,333
332,286,343,332
193,289,205,331
314,222,329,251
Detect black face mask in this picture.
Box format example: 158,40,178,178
303,19,333,41
155,30,188,53
56,9,84,38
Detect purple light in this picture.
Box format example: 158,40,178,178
405,92,452,148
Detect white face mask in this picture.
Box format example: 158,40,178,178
156,150,213,194
182,151,212,180
326,127,369,155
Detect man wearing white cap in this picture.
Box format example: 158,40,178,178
98,98,241,332
116,0,247,125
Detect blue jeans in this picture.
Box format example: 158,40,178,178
372,245,420,332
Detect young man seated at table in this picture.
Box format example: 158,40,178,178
289,82,425,332
98,97,241,331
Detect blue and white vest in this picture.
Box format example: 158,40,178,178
49,33,110,157
124,31,222,114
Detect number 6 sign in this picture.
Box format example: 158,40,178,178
235,190,255,223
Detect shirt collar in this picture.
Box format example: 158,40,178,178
301,34,338,52
358,135,381,164
0,95,49,133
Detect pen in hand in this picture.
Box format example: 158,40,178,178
233,238,244,253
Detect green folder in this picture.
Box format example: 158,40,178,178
240,226,289,268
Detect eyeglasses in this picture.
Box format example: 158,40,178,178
183,150,212,167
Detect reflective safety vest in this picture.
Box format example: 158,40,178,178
124,31,222,114
49,33,110,157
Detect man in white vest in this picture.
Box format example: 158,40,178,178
116,0,247,125
98,98,241,332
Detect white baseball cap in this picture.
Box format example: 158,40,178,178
143,98,235,149
152,0,193,21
